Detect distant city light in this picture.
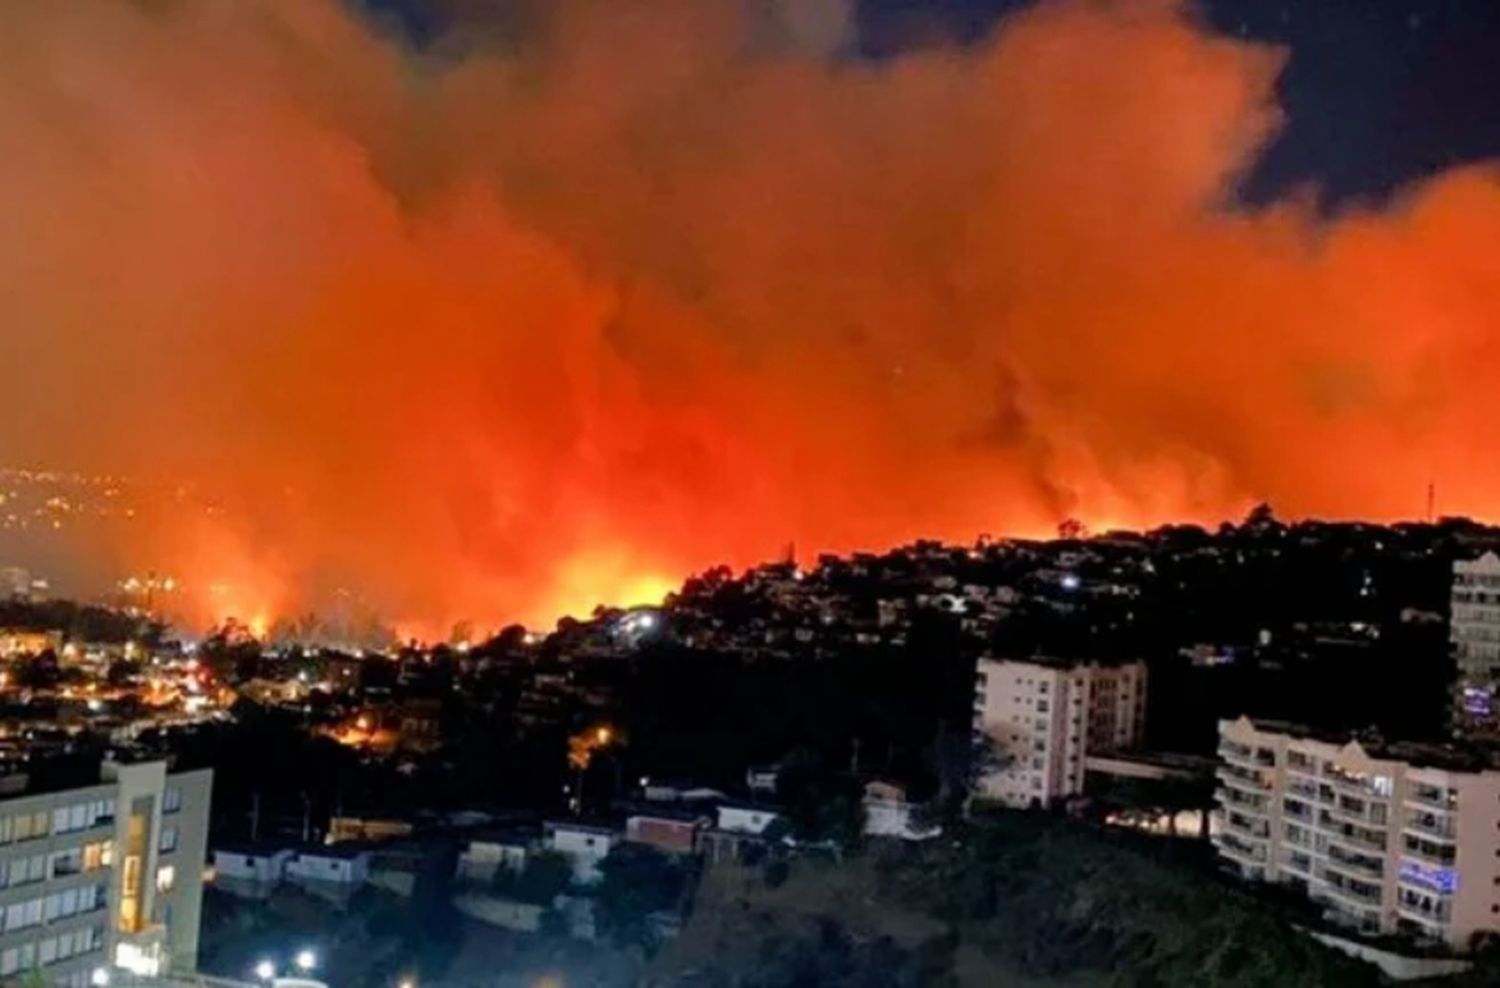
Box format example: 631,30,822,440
295,949,317,972
254,960,275,981
1060,574,1081,591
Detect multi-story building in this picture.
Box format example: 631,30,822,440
1452,551,1500,736
0,756,211,986
972,657,1147,808
1214,716,1500,948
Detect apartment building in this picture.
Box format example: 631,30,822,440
0,757,211,987
1214,716,1500,948
1452,551,1500,737
972,657,1147,808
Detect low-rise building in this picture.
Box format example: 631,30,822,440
457,829,535,884
623,808,710,855
861,781,939,841
698,803,785,865
543,822,618,885
1214,716,1500,948
286,846,370,886
326,816,413,845
972,656,1147,808
210,845,293,887
714,804,782,836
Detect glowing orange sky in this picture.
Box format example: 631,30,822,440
1,0,1499,635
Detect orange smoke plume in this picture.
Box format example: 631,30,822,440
0,0,1495,633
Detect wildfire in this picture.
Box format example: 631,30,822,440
4,0,1500,637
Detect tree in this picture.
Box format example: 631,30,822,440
594,844,691,950
920,724,1005,826
776,748,865,849
1057,517,1090,541
497,850,572,906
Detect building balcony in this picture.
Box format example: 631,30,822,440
1397,896,1450,919
1323,847,1385,881
1278,850,1313,875
1321,827,1388,859
1217,790,1271,816
1216,765,1272,792
1404,787,1459,813
1215,837,1268,868
1402,834,1458,867
1313,873,1385,910
1286,778,1319,800
1284,756,1319,778
1320,799,1388,830
1402,812,1457,841
1221,812,1270,840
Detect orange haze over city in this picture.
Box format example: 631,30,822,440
2,0,1500,636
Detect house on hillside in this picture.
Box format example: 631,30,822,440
544,821,619,884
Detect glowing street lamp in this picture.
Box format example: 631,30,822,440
254,959,276,981
294,949,317,972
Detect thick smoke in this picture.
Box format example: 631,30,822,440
0,0,1496,634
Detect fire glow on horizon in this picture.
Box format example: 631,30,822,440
2,0,1499,634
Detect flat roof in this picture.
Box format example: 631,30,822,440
1238,717,1500,774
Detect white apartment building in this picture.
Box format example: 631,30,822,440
972,657,1147,808
0,758,213,987
1452,551,1500,736
1214,716,1500,948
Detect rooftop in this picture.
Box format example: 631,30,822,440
979,655,1143,672
1237,717,1500,775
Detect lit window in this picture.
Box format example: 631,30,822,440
155,865,176,894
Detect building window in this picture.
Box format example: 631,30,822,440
163,787,182,814
50,849,82,879
156,865,176,894
159,825,179,854
82,841,110,871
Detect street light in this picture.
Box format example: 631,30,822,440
294,949,317,972
254,959,276,981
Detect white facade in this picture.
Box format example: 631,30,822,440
211,849,292,885
1452,552,1500,736
457,839,528,884
972,657,1147,808
286,850,369,886
1214,716,1500,948
715,806,781,836
861,782,939,841
544,823,618,885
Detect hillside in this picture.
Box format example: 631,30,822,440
649,811,1380,987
